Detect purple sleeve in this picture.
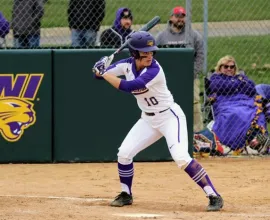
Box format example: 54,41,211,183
119,61,160,93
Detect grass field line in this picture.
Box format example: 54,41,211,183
0,194,110,202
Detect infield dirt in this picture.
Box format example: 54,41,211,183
0,158,269,220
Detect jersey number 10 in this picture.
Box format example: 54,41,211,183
144,97,159,106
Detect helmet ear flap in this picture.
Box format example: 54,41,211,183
129,48,140,59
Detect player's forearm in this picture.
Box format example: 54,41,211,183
103,73,146,92
102,73,121,89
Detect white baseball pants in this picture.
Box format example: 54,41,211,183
117,103,192,167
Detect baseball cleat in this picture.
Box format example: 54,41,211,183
110,191,133,207
207,195,224,211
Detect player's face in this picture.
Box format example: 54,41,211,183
138,51,154,67
220,61,236,76
121,17,132,30
170,14,185,28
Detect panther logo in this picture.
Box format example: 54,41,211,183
0,98,36,142
147,40,154,46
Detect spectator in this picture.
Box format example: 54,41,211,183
0,11,10,48
100,7,133,48
12,0,44,48
68,0,105,47
193,55,270,157
156,6,204,132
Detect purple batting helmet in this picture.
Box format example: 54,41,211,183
127,31,158,58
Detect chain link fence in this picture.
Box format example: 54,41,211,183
1,0,270,157
190,0,270,158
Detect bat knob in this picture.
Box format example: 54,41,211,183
92,68,98,73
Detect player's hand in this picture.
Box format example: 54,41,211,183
93,56,109,76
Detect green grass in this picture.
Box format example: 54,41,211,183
207,35,270,84
2,0,270,28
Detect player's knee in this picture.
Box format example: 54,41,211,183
175,158,192,169
117,147,134,164
118,156,133,165
171,144,192,168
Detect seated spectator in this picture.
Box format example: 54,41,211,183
0,11,10,48
193,55,270,157
100,7,133,48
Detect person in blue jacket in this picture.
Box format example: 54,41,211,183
100,7,134,48
0,11,10,48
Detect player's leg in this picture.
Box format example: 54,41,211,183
84,29,97,46
111,118,162,207
71,29,83,47
158,103,223,211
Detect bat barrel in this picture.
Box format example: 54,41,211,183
140,16,161,32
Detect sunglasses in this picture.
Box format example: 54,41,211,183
222,64,235,70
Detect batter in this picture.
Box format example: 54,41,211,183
93,31,223,211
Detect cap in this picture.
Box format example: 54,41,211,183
121,9,133,20
171,6,186,16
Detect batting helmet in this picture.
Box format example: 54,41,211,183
127,31,158,58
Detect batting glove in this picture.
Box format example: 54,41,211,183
93,56,109,76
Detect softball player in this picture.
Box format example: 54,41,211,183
93,31,223,211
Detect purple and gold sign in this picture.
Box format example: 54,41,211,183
0,74,43,142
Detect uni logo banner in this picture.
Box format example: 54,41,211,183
0,74,44,142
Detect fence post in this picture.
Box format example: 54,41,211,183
203,0,208,74
185,0,192,46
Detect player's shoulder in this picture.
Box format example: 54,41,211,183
114,57,133,65
143,59,164,77
148,59,162,71
106,57,132,72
